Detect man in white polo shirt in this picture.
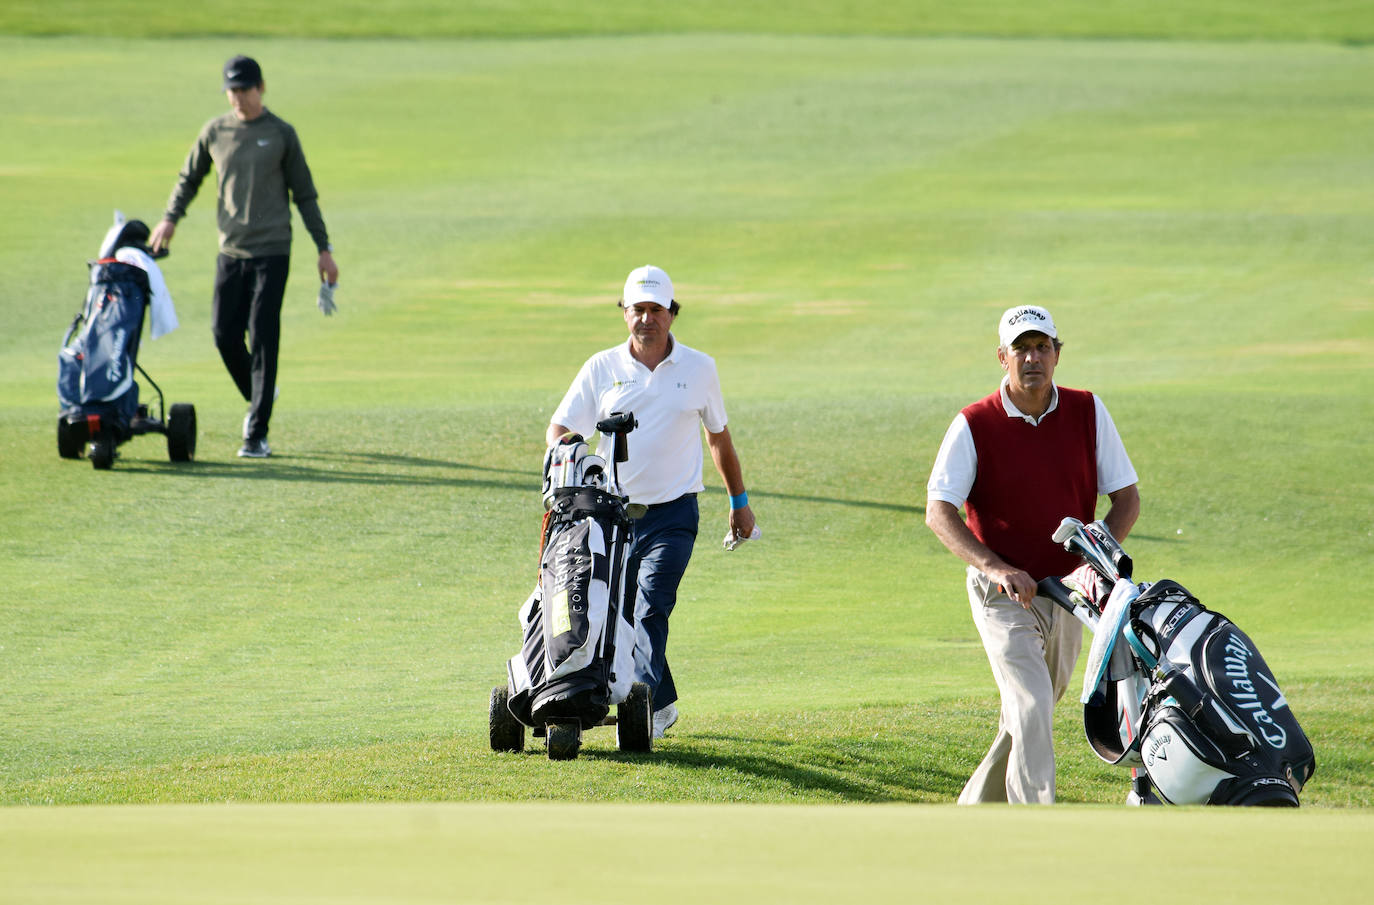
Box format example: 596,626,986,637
548,265,757,738
925,305,1140,803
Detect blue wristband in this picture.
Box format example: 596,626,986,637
729,491,749,510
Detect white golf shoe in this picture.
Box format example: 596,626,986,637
652,703,678,739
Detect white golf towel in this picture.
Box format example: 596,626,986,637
113,247,179,339
98,210,179,339
1080,578,1140,704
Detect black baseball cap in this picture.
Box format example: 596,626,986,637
222,55,263,90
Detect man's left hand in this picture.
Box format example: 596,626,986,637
318,250,339,285
724,505,759,551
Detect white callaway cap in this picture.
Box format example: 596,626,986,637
999,305,1057,346
623,265,674,308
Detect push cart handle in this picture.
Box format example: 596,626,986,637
596,412,637,464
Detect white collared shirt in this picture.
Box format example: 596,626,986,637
552,335,728,505
926,377,1138,508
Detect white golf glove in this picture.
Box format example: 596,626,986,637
317,281,338,316
723,525,762,552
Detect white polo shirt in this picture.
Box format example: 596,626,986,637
552,336,728,505
927,378,1138,508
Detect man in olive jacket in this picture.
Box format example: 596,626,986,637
151,55,338,458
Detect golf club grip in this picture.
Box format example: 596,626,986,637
1036,577,1078,614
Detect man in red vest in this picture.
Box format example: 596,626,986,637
926,306,1140,803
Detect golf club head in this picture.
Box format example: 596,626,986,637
1054,518,1120,583
1087,519,1134,580
1052,517,1084,545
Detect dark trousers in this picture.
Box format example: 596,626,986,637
626,493,699,711
213,254,289,441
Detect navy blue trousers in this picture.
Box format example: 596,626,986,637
626,493,699,711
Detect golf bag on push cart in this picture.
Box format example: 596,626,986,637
1038,518,1315,806
56,214,196,470
489,412,653,760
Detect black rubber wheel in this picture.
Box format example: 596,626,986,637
617,682,653,752
57,417,82,459
88,436,115,470
488,685,525,753
546,722,581,761
167,403,197,462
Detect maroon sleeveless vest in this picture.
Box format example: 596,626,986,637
962,386,1097,580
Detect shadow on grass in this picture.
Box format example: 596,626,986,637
113,450,534,491
750,488,923,515
567,732,967,802
114,453,927,515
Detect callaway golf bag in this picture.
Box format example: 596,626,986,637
56,213,195,469
490,412,652,760
1039,518,1315,806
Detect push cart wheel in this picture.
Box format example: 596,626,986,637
546,722,581,761
617,682,653,752
167,403,197,462
488,685,525,753
57,417,82,459
89,436,115,470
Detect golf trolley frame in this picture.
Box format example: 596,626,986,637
58,358,197,469
57,239,196,470
489,411,653,760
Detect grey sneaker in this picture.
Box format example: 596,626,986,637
237,438,272,458
652,702,678,739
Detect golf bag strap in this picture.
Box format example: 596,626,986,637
537,509,553,580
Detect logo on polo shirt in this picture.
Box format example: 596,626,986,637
612,379,638,388
677,382,688,390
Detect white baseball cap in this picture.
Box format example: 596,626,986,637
999,305,1057,347
622,265,674,308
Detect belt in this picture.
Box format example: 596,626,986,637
644,493,696,512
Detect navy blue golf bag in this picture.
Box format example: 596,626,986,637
57,257,149,438
56,216,195,469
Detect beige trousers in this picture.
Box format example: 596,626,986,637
958,566,1082,804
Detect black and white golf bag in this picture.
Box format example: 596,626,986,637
504,432,642,731
1043,519,1315,806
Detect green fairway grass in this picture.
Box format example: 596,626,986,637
3,0,1373,41
3,30,1369,810
2,19,1374,905
3,803,1374,904
3,3,1373,901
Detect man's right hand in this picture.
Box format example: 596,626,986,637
149,219,176,253
989,565,1037,608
